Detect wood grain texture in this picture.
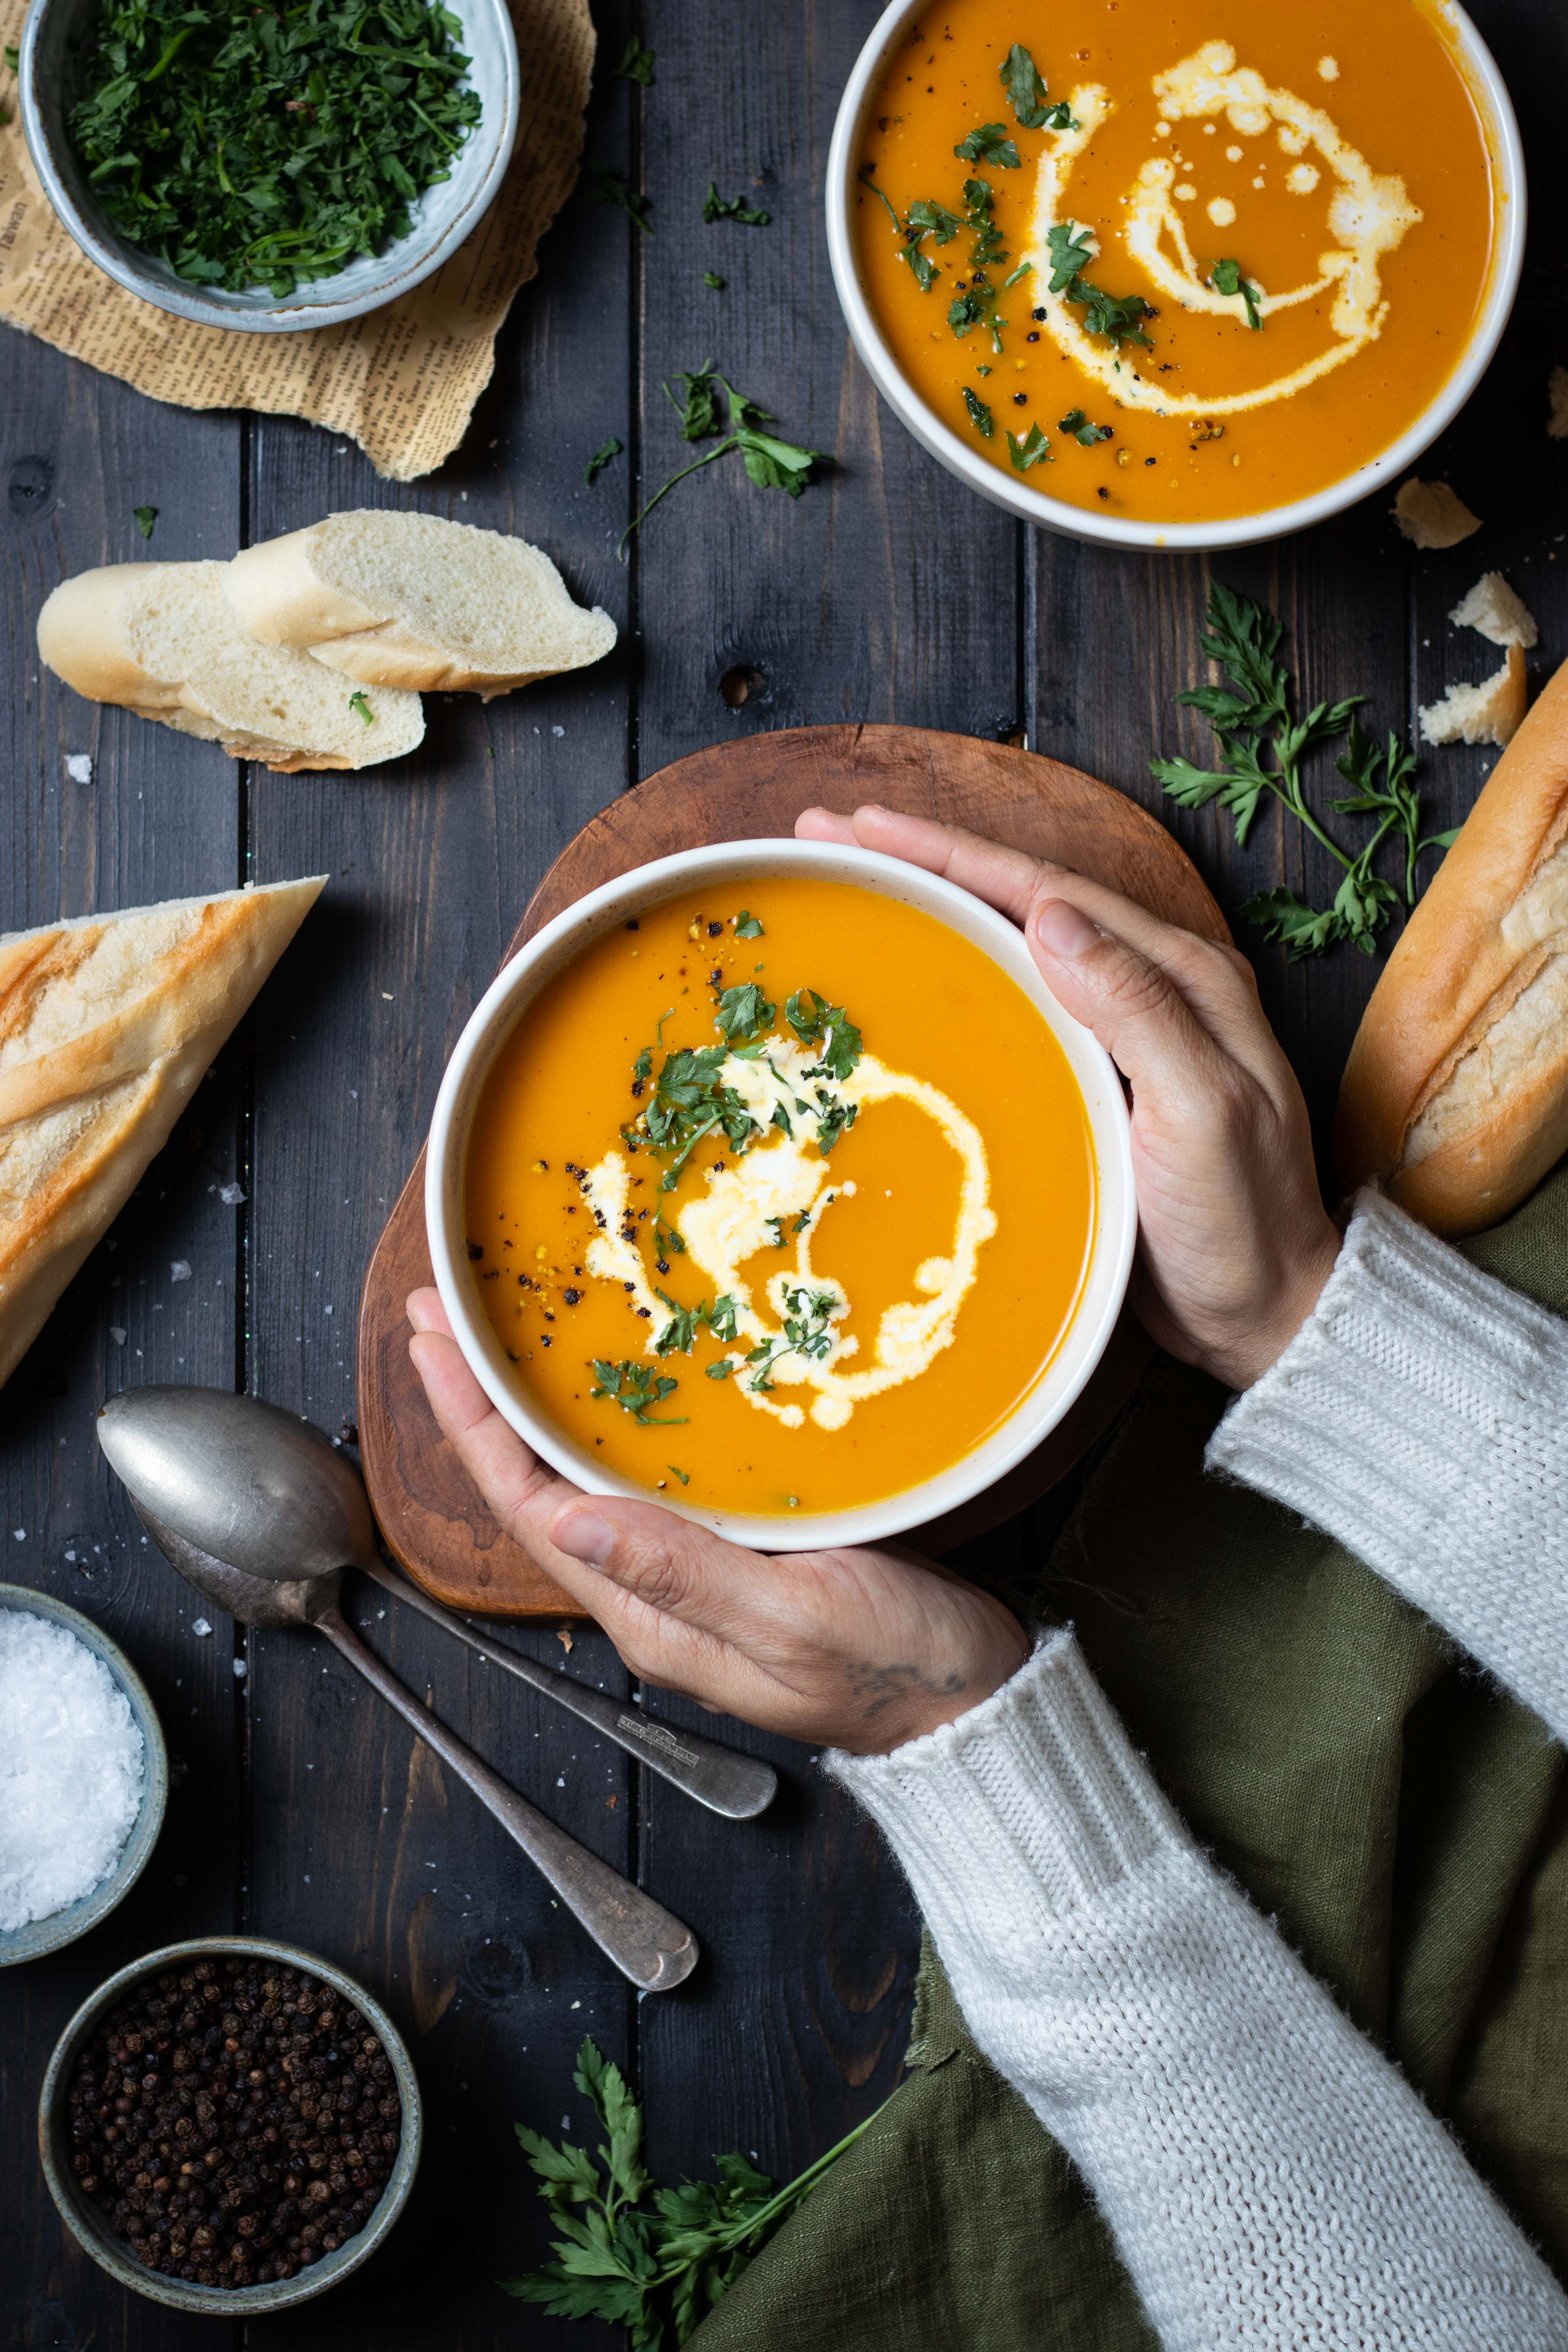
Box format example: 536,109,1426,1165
356,721,1227,1618
4,0,1567,2341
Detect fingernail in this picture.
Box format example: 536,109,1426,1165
1034,900,1100,958
553,1511,615,1567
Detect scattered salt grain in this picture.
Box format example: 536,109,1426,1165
0,1610,144,1933
64,753,94,785
109,1326,126,1345
232,1658,248,1679
170,1261,192,1283
218,1183,246,1206
192,1618,212,1637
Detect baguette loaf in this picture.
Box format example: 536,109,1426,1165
224,510,617,699
1335,655,1568,1235
0,878,323,1388
36,563,424,771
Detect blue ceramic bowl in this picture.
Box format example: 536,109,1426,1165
0,1583,168,1967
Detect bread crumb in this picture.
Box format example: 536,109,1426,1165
1549,367,1568,440
1448,572,1538,649
1419,643,1527,747
1393,478,1482,550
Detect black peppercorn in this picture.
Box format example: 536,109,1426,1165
64,1958,401,2291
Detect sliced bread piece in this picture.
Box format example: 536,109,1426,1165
1448,572,1538,649
1419,644,1528,749
1392,478,1482,550
0,877,324,1388
224,510,617,700
36,563,424,772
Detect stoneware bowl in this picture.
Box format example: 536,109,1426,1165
18,0,519,331
426,836,1137,1555
0,1583,167,1968
825,0,1526,553
39,1935,423,2313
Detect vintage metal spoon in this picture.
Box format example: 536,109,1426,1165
98,1391,699,1993
98,1386,775,1817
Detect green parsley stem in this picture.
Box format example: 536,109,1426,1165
141,21,199,81
617,438,737,558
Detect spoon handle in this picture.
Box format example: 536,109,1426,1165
314,1606,698,1993
356,1557,777,1820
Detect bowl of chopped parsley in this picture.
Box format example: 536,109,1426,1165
18,0,518,330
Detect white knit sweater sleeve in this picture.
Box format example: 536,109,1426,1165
1207,1186,1568,1743
828,1632,1568,2350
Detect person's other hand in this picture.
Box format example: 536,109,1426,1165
796,803,1340,1390
406,1290,1028,1754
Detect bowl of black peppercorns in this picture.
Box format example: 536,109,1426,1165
38,1937,421,2312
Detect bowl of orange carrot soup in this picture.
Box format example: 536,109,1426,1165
426,842,1135,1553
827,0,1523,550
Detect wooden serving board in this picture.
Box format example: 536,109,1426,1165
356,725,1228,1618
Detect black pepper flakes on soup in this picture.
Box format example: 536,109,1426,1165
64,1957,401,2290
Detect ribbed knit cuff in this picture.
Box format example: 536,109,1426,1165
1208,1188,1568,1737
826,1631,1188,1942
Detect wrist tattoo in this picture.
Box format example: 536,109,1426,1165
845,1662,965,1724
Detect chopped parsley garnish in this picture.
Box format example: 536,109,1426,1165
764,1216,787,1248
133,505,157,539
744,1284,839,1390
707,1295,740,1342
615,34,654,82
666,1464,690,1485
791,1208,812,1234
702,183,771,227
632,1045,653,1084
963,387,994,439
654,1219,686,1257
348,690,375,725
584,436,624,485
946,178,1013,352
1045,221,1154,349
703,271,726,288
1211,257,1263,331
1059,408,1111,445
619,366,825,556
1007,423,1052,471
642,1045,757,1187
954,122,1020,170
785,990,862,1081
590,1360,686,1424
68,0,483,297
652,1292,702,1354
715,982,775,1043
734,909,764,938
588,163,653,233
1000,44,1076,133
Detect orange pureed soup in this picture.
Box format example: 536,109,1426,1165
464,879,1095,1518
854,0,1497,523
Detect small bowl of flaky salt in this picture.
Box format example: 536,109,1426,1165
0,1584,167,1965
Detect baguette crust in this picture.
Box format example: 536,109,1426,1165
0,878,323,1387
1335,656,1568,1233
36,566,186,711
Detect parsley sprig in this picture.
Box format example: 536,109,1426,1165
1000,42,1076,132
502,2037,880,2345
1211,257,1262,331
743,1282,840,1392
618,366,826,557
1151,583,1453,958
590,1361,686,1424
68,0,482,297
1045,222,1154,349
702,182,771,226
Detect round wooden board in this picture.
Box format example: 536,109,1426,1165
356,725,1227,1618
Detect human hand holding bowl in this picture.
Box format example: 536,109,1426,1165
408,806,1340,1748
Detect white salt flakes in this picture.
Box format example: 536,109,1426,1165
64,753,94,785
170,1261,192,1283
0,1610,145,1933
218,1183,246,1206
192,1618,212,1637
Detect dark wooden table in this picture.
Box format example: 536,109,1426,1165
4,0,1564,2341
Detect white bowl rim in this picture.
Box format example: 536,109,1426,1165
426,837,1136,1555
17,0,520,333
825,0,1526,553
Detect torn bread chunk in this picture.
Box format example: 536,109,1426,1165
36,563,423,772
225,511,618,701
1448,573,1539,650
1392,478,1483,550
1419,644,1527,748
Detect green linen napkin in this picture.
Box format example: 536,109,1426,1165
690,1164,1568,2350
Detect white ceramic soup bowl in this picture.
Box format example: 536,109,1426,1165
427,838,1135,1555
825,0,1526,554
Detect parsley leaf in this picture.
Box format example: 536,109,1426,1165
703,183,772,226
1007,422,1052,471
734,909,764,939
954,122,1021,169
715,981,775,1043
620,370,826,555
785,989,863,1081
652,1292,701,1354
589,1360,687,1424
584,436,623,485
502,2038,882,2339
588,162,653,232
666,1464,690,1485
1211,257,1262,331
1058,408,1111,445
703,270,725,288
1000,43,1077,132
348,690,375,725
132,505,157,539
1044,220,1153,348
615,34,654,82
963,385,994,438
